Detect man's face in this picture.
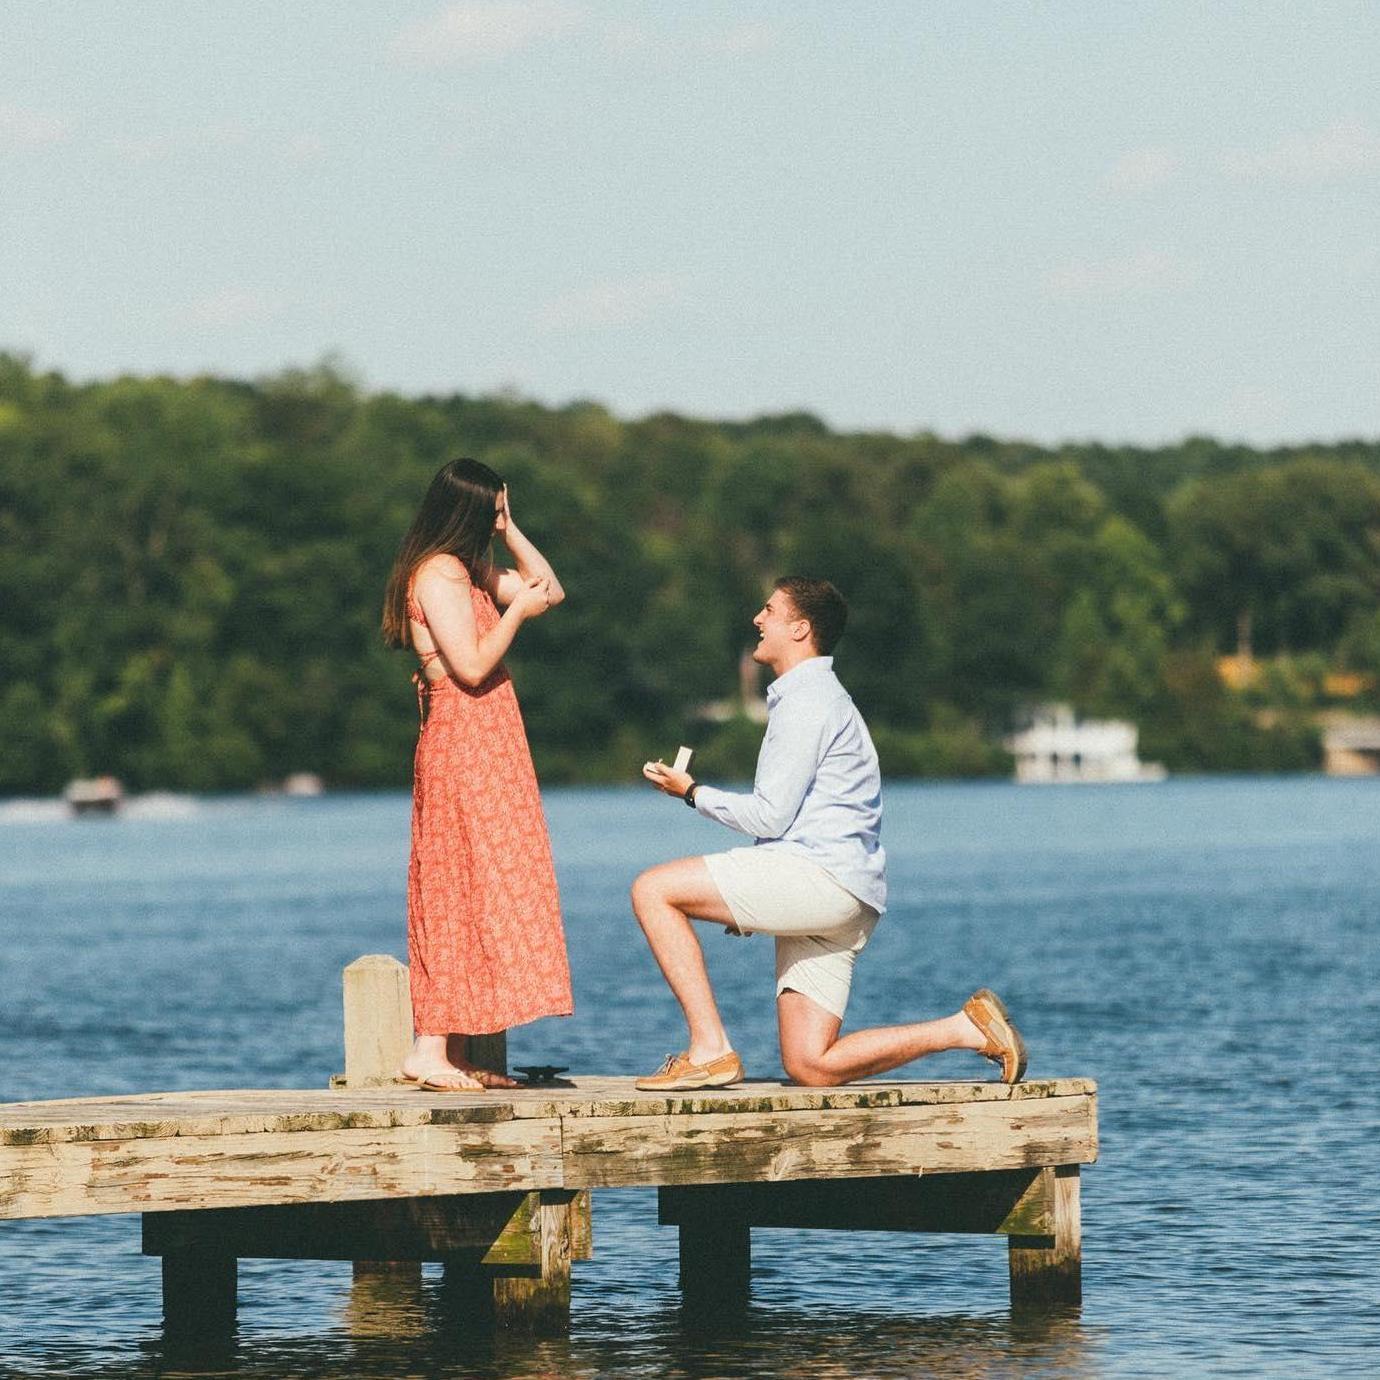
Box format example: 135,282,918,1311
752,589,809,666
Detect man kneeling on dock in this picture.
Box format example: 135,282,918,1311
636,576,1027,1092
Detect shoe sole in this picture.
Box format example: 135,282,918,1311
970,988,1028,1083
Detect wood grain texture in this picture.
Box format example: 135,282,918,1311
0,1078,1095,1146
343,955,413,1089
562,1095,1096,1189
2,1120,562,1220
1,1079,1095,1223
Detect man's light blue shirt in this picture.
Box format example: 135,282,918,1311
694,656,887,915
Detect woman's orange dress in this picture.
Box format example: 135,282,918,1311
406,583,573,1036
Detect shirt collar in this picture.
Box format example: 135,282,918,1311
767,655,834,707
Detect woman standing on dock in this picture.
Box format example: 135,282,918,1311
382,458,573,1091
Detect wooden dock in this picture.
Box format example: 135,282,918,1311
0,958,1098,1335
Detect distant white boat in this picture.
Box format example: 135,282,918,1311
1006,705,1166,785
62,776,124,815
283,772,325,797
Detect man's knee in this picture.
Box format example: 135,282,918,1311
780,1049,844,1087
629,867,666,920
777,989,847,1086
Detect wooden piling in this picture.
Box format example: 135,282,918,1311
160,1245,236,1338
678,1218,750,1313
1008,1164,1082,1307
342,955,412,1088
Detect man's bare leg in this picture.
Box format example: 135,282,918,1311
630,857,740,1065
776,989,987,1087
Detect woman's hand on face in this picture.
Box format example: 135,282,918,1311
494,485,512,535
513,574,552,620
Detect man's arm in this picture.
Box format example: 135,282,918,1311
693,704,835,840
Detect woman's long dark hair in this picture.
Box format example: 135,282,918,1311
382,458,504,647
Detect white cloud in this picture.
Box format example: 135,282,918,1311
534,272,689,333
1041,247,1192,299
1222,117,1380,183
175,289,283,329
389,1,586,68
0,102,70,151
1103,146,1180,194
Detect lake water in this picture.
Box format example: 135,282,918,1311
1,778,1377,1377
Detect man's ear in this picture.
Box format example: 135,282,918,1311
790,618,813,645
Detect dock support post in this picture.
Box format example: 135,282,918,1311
1008,1165,1081,1308
342,955,424,1284
339,954,509,1092
441,1189,576,1333
161,1247,237,1338
492,1190,574,1331
342,954,413,1088
679,1219,750,1313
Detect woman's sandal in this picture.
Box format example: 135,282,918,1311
392,1066,518,1091
411,1070,488,1092
464,1067,519,1089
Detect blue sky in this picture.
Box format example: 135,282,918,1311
3,1,1378,444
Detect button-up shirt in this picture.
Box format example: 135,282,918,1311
694,656,886,914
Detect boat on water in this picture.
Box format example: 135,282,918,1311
1006,705,1167,784
62,776,125,816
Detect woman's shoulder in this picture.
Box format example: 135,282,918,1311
414,553,472,589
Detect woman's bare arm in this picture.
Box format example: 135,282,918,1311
485,486,565,608
413,556,550,687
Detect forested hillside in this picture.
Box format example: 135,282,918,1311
3,353,1378,793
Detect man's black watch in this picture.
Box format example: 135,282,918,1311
683,782,699,808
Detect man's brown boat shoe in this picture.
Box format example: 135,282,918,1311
635,1049,744,1092
963,988,1028,1083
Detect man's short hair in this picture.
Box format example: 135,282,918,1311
775,576,848,655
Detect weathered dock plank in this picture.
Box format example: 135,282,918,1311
0,1078,1094,1145
0,1078,1095,1221
0,1119,563,1220
563,1093,1095,1188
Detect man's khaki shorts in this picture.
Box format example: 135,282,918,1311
702,847,879,1020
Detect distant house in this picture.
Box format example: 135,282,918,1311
1319,713,1380,776
1006,705,1166,785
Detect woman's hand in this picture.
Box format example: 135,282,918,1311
494,485,512,535
513,574,553,620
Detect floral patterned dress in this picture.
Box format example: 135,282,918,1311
406,583,573,1035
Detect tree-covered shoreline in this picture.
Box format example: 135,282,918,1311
2,353,1377,794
